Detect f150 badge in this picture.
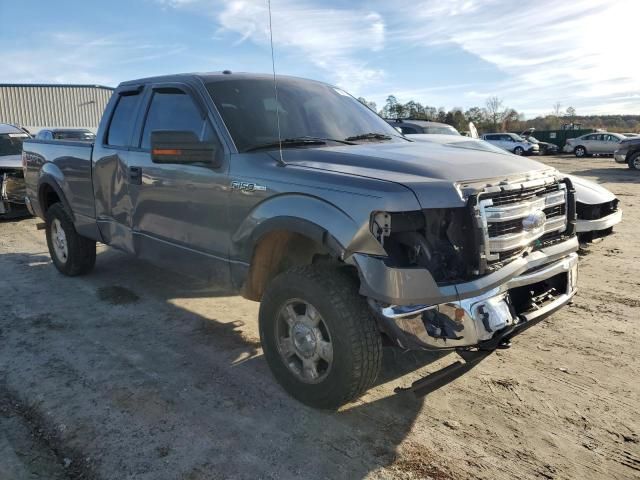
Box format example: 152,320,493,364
231,181,267,193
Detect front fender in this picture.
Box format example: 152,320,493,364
231,193,386,263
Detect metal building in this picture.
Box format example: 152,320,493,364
0,84,114,134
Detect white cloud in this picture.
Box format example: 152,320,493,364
397,0,640,114
0,32,187,86
160,0,386,94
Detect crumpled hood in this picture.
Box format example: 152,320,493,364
566,173,616,205
281,141,553,208
0,154,22,169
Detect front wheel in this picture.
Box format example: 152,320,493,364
259,265,382,409
45,203,96,276
574,146,587,157
513,146,524,156
628,152,640,170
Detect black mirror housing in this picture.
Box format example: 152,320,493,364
151,130,219,166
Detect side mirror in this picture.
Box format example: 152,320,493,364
151,130,220,166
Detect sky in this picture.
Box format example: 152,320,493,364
1,0,639,117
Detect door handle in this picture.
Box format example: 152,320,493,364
129,166,142,185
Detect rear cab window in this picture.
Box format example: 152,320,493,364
106,91,142,147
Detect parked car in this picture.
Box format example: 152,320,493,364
519,129,559,155
408,134,621,243
35,128,96,142
385,119,460,136
614,136,640,170
481,133,539,156
23,72,579,408
564,132,625,157
0,123,30,218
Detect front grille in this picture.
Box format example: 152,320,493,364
478,178,568,265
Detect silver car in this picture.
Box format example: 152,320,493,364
564,132,625,157
481,133,539,156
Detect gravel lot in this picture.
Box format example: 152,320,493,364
0,155,638,480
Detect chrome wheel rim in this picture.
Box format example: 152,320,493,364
634,156,640,169
576,147,585,157
51,219,68,263
276,299,333,384
514,147,523,156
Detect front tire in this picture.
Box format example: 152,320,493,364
513,146,524,156
574,146,587,157
45,203,96,276
259,265,382,409
628,152,640,170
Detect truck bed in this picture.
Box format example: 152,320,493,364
23,139,95,222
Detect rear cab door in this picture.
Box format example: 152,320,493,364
92,85,145,252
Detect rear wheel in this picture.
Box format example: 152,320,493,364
259,265,382,409
574,146,587,157
513,146,524,156
45,203,96,276
628,152,640,170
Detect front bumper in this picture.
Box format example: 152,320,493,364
370,252,578,350
576,209,622,233
614,152,627,163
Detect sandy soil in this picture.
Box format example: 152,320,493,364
0,155,638,480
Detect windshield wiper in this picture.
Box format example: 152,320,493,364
245,138,326,152
245,136,356,153
344,132,393,142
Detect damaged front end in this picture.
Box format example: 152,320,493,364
361,173,579,351
1,168,28,216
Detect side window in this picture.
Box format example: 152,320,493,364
107,92,141,147
400,126,417,134
485,134,497,140
141,89,213,149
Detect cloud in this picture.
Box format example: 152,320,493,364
160,0,387,94
396,0,640,114
0,32,188,86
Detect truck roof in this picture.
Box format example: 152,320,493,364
118,71,328,87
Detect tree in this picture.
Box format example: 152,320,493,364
566,106,576,118
465,106,486,125
357,97,377,112
552,102,562,116
485,96,505,131
381,95,406,119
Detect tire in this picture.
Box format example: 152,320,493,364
574,146,587,157
45,203,96,276
259,265,382,409
628,152,640,170
513,146,524,156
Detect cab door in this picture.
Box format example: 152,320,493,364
127,83,232,286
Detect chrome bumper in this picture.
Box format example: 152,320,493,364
576,209,622,233
371,253,579,350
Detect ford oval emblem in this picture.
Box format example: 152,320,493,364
522,210,546,231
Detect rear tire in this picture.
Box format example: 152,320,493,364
574,146,587,157
628,152,640,170
45,203,96,276
259,265,382,409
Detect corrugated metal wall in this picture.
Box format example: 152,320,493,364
0,84,114,132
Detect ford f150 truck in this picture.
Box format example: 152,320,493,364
23,72,579,408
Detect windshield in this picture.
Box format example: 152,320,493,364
53,131,96,141
0,133,28,156
423,126,460,135
510,134,526,142
205,77,403,152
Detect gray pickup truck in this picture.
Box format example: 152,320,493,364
23,72,579,408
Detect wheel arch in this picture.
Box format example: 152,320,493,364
37,174,74,220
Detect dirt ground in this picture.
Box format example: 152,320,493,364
0,155,638,480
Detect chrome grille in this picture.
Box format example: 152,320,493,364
478,179,567,263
